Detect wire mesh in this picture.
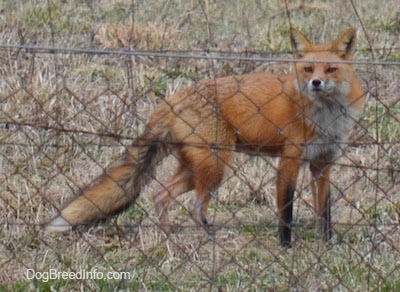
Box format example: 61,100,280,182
0,0,399,290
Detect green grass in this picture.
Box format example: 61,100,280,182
1,0,400,290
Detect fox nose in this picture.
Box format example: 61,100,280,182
312,79,322,87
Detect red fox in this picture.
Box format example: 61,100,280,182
46,28,365,247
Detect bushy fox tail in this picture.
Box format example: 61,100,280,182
45,134,167,232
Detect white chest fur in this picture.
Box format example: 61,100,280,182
303,99,354,164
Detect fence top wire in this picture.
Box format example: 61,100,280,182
1,43,400,66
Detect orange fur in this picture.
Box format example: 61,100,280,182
46,28,365,247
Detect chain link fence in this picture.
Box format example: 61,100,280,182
1,0,399,290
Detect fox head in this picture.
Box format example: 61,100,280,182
290,28,357,103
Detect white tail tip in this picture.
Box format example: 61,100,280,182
45,216,72,233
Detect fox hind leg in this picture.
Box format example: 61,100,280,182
190,148,232,234
153,165,194,234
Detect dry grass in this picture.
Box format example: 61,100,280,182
1,0,400,290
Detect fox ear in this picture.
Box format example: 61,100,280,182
290,28,312,58
332,28,357,59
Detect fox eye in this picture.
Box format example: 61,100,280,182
304,66,313,73
327,67,337,73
